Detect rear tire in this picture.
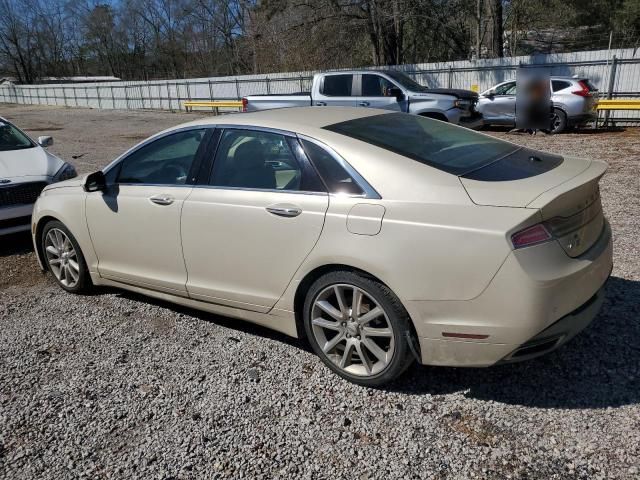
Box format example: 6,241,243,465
550,108,567,134
41,220,92,293
303,270,415,387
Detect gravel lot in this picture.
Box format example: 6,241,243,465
1,105,639,479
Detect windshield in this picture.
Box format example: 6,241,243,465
0,121,35,151
324,113,520,176
384,71,427,92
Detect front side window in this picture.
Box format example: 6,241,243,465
362,75,397,97
495,82,517,95
324,113,520,176
118,129,206,185
211,129,315,191
321,75,353,96
0,121,34,151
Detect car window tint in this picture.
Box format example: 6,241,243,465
118,129,206,185
362,75,396,97
552,80,571,92
495,82,516,95
321,75,353,96
300,139,364,195
211,129,303,191
0,121,34,151
324,113,519,176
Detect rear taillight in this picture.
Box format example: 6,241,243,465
571,80,591,97
241,97,248,112
511,224,552,249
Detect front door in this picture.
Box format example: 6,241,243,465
86,128,210,295
314,74,358,107
481,81,517,124
181,128,329,312
358,74,404,111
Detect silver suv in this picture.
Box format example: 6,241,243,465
477,77,598,133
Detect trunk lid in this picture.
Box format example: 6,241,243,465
460,152,607,257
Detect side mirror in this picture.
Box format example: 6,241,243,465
83,171,106,192
388,87,405,101
486,90,495,99
38,136,53,147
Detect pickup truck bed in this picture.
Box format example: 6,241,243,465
244,92,311,111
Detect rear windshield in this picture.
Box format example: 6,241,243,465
324,113,519,175
0,121,34,151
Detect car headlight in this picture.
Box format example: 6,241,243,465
53,163,77,182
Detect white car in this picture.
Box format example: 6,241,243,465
31,108,611,386
0,117,76,235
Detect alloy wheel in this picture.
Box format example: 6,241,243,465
44,228,80,288
310,283,395,377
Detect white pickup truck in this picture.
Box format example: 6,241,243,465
242,70,483,128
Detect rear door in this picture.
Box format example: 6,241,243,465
358,74,405,111
181,127,329,312
313,74,357,107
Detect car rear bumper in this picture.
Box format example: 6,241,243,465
407,220,613,367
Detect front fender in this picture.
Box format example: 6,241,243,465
31,187,97,273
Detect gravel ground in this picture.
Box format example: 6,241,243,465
1,105,639,479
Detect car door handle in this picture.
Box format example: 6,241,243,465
358,101,370,106
149,194,174,206
316,101,327,106
266,205,302,217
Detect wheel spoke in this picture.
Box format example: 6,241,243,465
312,317,341,332
357,307,383,326
362,337,388,363
355,342,372,375
362,326,392,337
334,286,347,316
323,333,345,354
339,342,354,368
68,258,80,273
316,300,343,321
352,288,363,317
55,230,64,250
46,245,59,256
66,265,79,282
48,258,61,265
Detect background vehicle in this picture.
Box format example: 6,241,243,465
477,76,598,133
0,117,76,235
32,108,611,386
243,70,483,128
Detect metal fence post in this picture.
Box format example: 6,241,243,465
448,66,453,88
73,86,77,106
208,79,214,100
139,84,145,109
167,83,172,111
603,55,618,127
235,78,241,99
266,77,271,94
124,85,130,109
110,85,115,108
62,86,68,107
83,86,88,107
97,85,102,109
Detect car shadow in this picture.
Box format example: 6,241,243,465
388,276,640,409
0,231,33,257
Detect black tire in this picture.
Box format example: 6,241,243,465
41,220,92,293
550,108,567,134
303,270,415,387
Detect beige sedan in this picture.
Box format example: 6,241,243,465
31,107,612,386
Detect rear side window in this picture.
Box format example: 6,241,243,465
321,75,353,96
300,139,364,195
552,80,571,92
324,113,519,176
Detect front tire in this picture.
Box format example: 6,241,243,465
41,220,91,293
550,108,567,134
303,271,415,386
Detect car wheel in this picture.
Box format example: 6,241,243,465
41,220,91,293
550,108,567,134
303,271,415,386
